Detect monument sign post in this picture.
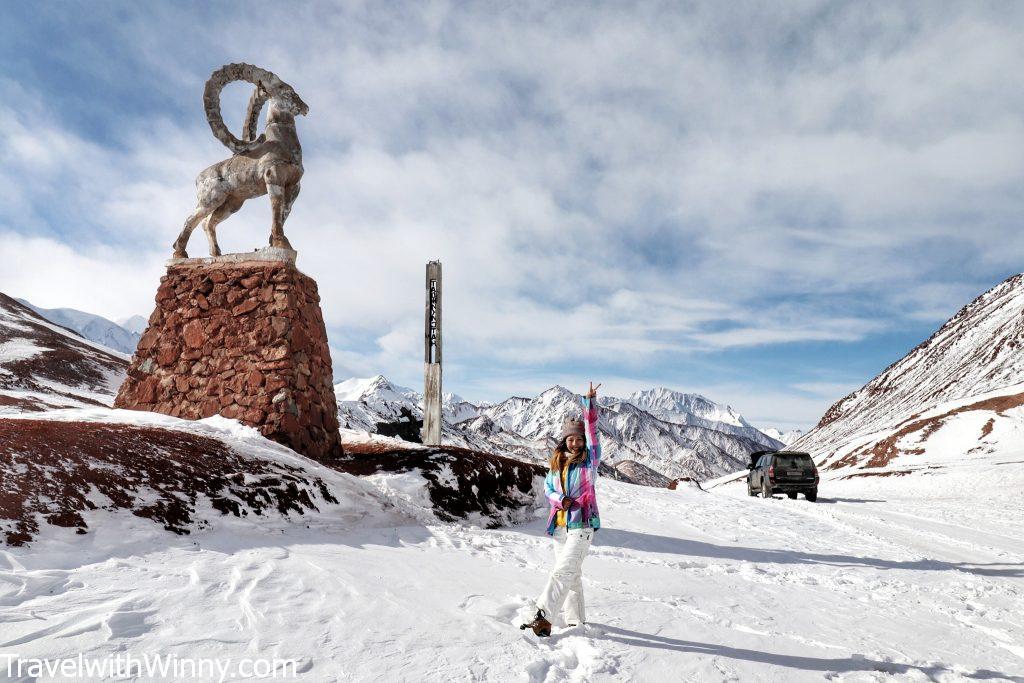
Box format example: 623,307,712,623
423,261,442,445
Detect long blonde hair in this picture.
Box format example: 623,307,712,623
549,437,587,472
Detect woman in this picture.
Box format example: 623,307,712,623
521,381,602,637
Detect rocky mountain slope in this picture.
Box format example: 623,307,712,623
0,414,342,546
336,376,782,482
15,297,141,355
0,293,128,413
1,409,544,546
792,272,1024,470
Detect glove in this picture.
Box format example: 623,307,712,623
561,496,574,509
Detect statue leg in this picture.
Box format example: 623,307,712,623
267,184,294,250
203,197,243,257
173,203,217,259
282,182,300,224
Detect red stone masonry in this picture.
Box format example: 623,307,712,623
115,258,342,462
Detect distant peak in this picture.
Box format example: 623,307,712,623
624,385,750,429
629,386,714,405
334,375,395,401
631,385,696,399
442,391,468,405
540,384,575,397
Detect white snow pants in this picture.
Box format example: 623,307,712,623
536,527,593,626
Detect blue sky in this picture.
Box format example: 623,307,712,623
2,2,1022,430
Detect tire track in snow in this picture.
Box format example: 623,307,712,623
713,485,1024,672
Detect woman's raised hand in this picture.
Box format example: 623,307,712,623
585,381,601,399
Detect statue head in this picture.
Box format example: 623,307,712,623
271,87,309,118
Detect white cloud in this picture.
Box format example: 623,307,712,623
789,382,862,399
2,3,1023,428
691,318,886,349
0,232,164,320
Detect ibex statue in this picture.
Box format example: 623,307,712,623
172,63,308,258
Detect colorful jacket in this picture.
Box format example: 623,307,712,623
544,395,601,535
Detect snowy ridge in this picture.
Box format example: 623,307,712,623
470,386,779,480
627,386,746,427
16,297,141,355
335,374,480,428
626,386,779,444
117,314,149,335
0,293,128,413
336,377,783,481
816,383,1024,474
794,272,1024,467
334,374,495,451
760,427,804,445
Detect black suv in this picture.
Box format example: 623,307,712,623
747,450,819,501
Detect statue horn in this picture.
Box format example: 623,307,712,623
203,63,288,153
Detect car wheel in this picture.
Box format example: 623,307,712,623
806,489,817,502
761,478,772,499
747,479,757,496
787,492,797,499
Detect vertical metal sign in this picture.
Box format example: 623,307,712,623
423,260,442,445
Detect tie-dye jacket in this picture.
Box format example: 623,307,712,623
544,395,601,535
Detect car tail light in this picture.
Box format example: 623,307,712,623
813,468,819,483
768,464,774,480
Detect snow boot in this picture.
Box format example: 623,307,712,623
520,609,552,637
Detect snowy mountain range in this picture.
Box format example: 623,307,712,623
760,427,803,445
116,314,149,335
335,375,489,447
2,295,793,483
14,297,142,355
792,272,1024,472
16,266,1024,485
625,387,780,443
335,375,784,481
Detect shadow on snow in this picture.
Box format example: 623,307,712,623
592,528,1024,577
583,624,1022,681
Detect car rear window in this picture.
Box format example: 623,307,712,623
774,454,813,469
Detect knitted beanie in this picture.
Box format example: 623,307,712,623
561,417,585,440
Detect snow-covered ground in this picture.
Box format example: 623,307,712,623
3,445,1021,681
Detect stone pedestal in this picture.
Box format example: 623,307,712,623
114,249,342,462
